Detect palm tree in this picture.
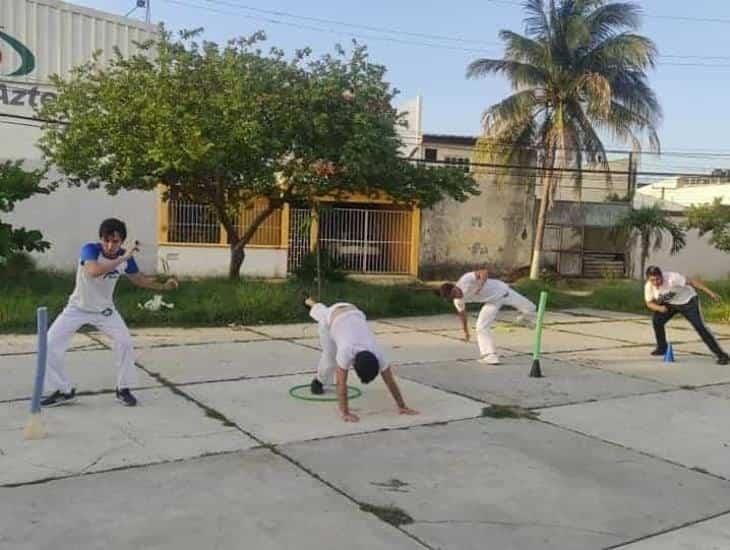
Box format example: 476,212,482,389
467,0,662,279
614,205,686,277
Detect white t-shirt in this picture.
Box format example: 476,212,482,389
68,242,139,313
644,271,696,306
327,303,389,372
453,272,511,312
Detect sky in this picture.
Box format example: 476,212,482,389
72,0,730,171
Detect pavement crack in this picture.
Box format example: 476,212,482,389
537,417,730,482
414,519,624,538
604,507,730,549
79,445,128,473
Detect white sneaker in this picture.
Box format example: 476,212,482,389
478,354,501,365
515,314,536,329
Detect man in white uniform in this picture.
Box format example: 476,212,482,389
41,218,179,407
305,297,419,422
439,269,536,364
644,265,728,365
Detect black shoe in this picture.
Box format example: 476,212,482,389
116,388,138,407
310,378,324,395
718,355,729,366
650,348,666,356
41,388,76,407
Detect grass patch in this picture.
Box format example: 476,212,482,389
359,503,414,526
482,405,539,420
513,277,730,323
0,270,448,333
1,266,728,332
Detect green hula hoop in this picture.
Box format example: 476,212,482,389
289,384,362,402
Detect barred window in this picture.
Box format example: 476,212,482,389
163,194,281,246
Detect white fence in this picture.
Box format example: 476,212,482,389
288,206,413,274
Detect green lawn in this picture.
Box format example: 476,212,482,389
1,268,728,333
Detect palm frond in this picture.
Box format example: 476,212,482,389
466,58,548,89
481,89,540,133
585,2,642,44
601,100,660,152
609,70,662,124
616,206,686,255
499,30,549,67
584,32,658,71
566,101,608,167
578,72,612,117
470,0,661,176
523,0,550,37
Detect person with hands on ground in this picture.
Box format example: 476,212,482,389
644,265,728,365
41,218,179,408
304,295,418,422
439,268,536,365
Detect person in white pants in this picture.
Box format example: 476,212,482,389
305,297,419,423
41,218,179,408
439,269,536,364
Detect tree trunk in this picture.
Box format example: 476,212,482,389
529,181,551,280
223,201,281,280
229,245,245,279
640,231,650,278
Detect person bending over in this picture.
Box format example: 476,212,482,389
439,268,536,364
305,297,418,422
644,265,728,365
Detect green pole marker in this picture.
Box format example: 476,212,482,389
529,291,549,378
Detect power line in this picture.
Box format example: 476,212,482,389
163,0,503,55
0,112,67,125
412,156,726,179
202,0,502,47
484,0,730,25
3,111,727,166
0,119,44,129
399,136,730,160
161,0,730,69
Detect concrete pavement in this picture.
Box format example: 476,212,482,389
2,308,730,549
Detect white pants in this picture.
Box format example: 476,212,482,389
45,305,138,393
475,289,536,357
310,303,338,385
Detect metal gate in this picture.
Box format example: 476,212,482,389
287,207,312,273
288,206,413,274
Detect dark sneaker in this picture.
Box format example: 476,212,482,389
650,348,666,356
718,355,729,366
310,378,324,395
41,388,76,407
115,388,138,407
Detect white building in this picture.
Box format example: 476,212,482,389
2,0,159,272
632,176,730,280
2,1,427,278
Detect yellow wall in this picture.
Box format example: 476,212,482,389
158,188,421,275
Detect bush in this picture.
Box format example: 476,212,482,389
293,248,345,283
0,252,37,278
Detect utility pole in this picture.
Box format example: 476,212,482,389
145,0,151,24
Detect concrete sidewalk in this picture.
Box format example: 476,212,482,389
2,308,730,549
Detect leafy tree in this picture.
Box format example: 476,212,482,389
687,198,730,253
0,161,50,264
40,30,477,278
613,205,686,276
467,0,661,279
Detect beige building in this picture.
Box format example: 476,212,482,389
416,133,634,278
416,134,535,278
